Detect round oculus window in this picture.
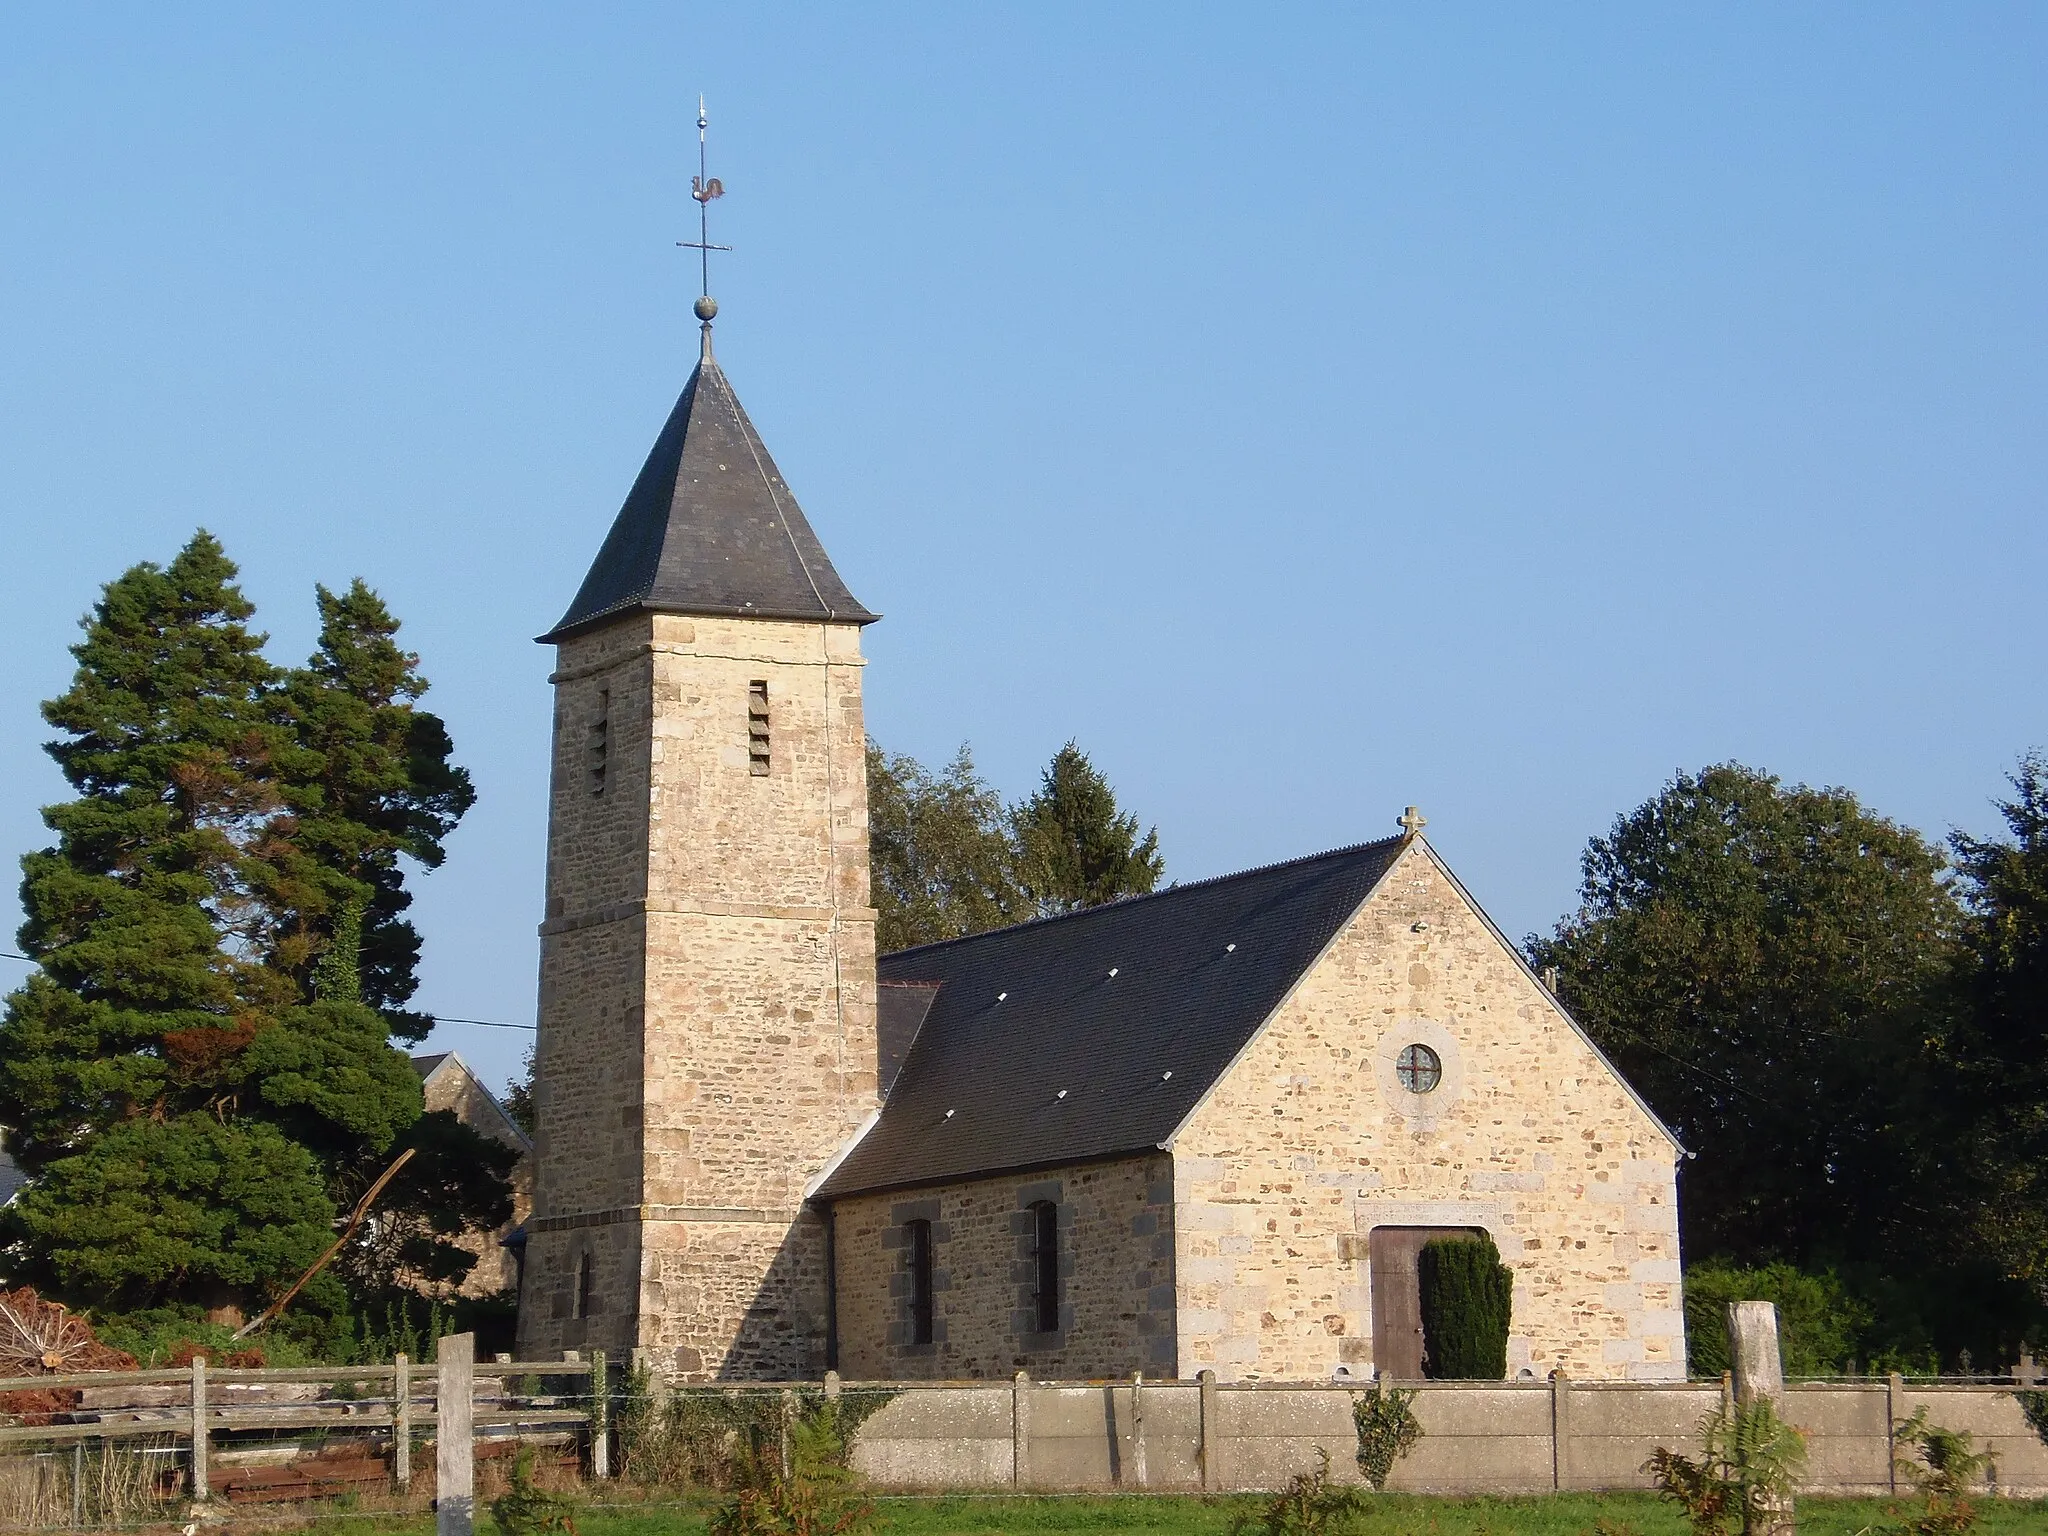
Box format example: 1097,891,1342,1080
1395,1042,1443,1094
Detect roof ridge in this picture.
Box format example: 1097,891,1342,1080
880,832,1408,963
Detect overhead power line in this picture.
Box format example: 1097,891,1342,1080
0,951,535,1031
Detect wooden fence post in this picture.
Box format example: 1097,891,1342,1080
189,1354,208,1504
590,1350,609,1478
1727,1302,1792,1536
1012,1370,1030,1488
436,1331,475,1536
1198,1370,1218,1492
394,1353,412,1490
1550,1369,1570,1491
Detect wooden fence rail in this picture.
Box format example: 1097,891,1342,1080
0,1335,603,1531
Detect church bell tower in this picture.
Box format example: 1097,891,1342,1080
517,269,880,1376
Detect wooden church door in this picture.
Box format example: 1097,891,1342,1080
1368,1226,1485,1378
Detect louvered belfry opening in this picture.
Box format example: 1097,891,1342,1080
747,679,770,776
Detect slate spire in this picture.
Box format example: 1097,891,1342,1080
539,336,877,642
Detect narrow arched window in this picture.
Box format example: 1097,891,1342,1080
906,1219,934,1345
574,1251,594,1320
1029,1200,1059,1333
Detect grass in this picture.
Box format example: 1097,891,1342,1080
244,1490,2048,1536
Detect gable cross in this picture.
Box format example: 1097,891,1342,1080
1398,806,1427,837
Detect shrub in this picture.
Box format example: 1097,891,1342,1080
1890,1407,1996,1535
1229,1448,1360,1536
1645,1397,1807,1535
1682,1262,1873,1377
1351,1379,1422,1490
1418,1234,1512,1379
490,1445,580,1536
707,1396,876,1536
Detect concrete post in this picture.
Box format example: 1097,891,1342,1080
1131,1372,1147,1490
1726,1302,1792,1536
1728,1302,1785,1406
1198,1370,1219,1492
779,1389,796,1482
1012,1371,1031,1488
188,1356,208,1504
824,1369,841,1402
394,1354,412,1490
590,1350,610,1478
1549,1369,1570,1491
436,1331,475,1536
1888,1372,1906,1495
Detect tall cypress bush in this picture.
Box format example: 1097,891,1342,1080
1419,1233,1513,1379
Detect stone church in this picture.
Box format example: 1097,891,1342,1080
514,309,1687,1384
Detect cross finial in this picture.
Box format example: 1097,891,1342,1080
679,94,731,361
1398,806,1428,837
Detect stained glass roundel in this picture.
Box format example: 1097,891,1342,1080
1395,1043,1442,1094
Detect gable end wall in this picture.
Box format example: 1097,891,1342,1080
1172,840,1684,1381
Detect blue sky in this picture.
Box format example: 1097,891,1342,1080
3,7,2044,1095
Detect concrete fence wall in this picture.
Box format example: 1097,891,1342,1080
847,1375,2048,1497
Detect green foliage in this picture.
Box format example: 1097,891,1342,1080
1229,1448,1361,1536
1529,763,1958,1278
0,534,492,1321
270,579,475,1039
1013,741,1164,917
491,1445,581,1536
617,1380,895,1496
867,742,1025,952
707,1394,878,1536
1679,1261,1939,1377
2018,1390,2048,1449
3,1113,337,1312
1890,1407,1996,1533
0,533,286,1174
1528,762,2048,1366
1351,1378,1422,1490
1418,1234,1513,1379
1944,754,2048,1292
1646,1397,1808,1536
866,737,1165,949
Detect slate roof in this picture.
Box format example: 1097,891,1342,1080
540,348,876,642
816,837,1409,1199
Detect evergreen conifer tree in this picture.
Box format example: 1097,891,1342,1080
1012,742,1164,917
257,579,505,1297
0,542,504,1318
1418,1233,1513,1379
0,534,337,1313
1946,754,2048,1287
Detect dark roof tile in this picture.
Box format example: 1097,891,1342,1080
541,353,875,642
818,838,1406,1198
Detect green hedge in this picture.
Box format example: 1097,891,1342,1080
1419,1234,1513,1379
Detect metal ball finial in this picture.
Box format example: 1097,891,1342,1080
694,295,718,322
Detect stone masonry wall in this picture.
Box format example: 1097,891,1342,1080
526,613,879,1378
520,618,656,1361
831,1154,1177,1380
1172,838,1684,1382
418,1058,532,1299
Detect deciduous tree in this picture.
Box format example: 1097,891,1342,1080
1527,763,1959,1271
867,742,1025,951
